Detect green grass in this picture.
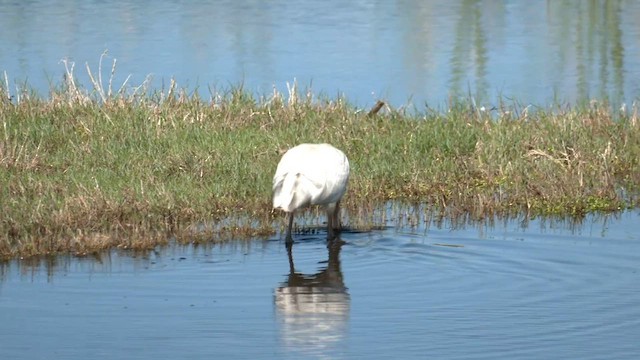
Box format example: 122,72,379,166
1,61,639,259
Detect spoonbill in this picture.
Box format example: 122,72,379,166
273,143,350,243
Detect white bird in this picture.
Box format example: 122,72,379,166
273,143,350,243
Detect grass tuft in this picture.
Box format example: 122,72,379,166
1,58,639,259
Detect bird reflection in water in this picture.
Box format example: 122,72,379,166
274,238,350,354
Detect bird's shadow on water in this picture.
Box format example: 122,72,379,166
273,236,350,354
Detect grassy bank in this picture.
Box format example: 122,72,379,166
1,64,639,259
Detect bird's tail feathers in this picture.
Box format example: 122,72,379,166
273,172,314,212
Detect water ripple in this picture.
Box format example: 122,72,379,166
1,212,639,359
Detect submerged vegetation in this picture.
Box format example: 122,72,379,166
1,58,639,259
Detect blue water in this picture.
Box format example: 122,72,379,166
1,211,639,359
1,0,639,108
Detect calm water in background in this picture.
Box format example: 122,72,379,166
1,211,639,359
1,0,639,108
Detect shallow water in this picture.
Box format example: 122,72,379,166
1,0,639,107
1,211,639,359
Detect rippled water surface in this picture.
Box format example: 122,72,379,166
1,211,639,359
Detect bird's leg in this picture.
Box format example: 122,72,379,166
326,201,341,240
285,211,295,244
326,207,335,240
333,200,342,233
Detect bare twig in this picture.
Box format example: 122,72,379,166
3,71,10,101
367,100,385,117
286,79,298,107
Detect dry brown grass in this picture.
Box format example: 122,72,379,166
1,62,639,260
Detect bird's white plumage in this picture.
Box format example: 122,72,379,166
273,143,350,242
